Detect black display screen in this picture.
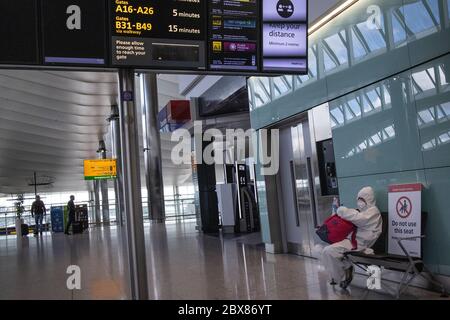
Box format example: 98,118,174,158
111,0,207,70
0,0,307,75
208,0,259,71
41,0,107,66
0,0,39,65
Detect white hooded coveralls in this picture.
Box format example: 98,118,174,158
318,187,382,282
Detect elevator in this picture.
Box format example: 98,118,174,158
278,104,339,257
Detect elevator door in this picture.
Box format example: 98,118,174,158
280,118,319,257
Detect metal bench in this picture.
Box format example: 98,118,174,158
345,213,448,298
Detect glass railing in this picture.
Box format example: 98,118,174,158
0,195,197,237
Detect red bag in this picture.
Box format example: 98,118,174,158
316,214,357,250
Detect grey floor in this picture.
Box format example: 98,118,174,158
0,221,447,300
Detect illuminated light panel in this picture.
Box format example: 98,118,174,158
308,0,360,35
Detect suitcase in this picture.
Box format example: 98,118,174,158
21,224,29,236
72,222,83,234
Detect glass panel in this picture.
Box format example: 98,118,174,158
412,67,437,95
331,73,423,176
403,0,440,38
248,83,255,111
391,9,407,45
418,102,450,129
414,55,450,168
273,76,293,99
344,124,397,158
250,1,448,114
427,0,441,21
295,45,318,88
351,17,387,61
352,30,367,59
366,88,383,110
251,77,271,109
323,48,338,72
439,65,449,86
448,0,450,20
418,108,436,127
308,45,318,78
323,30,348,72
329,104,345,128
383,84,392,105
345,98,362,121
440,102,450,119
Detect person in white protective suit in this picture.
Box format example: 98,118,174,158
315,186,382,289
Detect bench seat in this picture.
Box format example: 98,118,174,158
346,251,424,273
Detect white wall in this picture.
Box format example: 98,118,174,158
309,0,345,23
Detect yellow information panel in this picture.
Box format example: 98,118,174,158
84,159,117,180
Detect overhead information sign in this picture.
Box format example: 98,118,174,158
262,0,308,73
41,0,107,66
0,1,39,65
208,0,259,71
111,0,207,70
84,159,117,180
0,0,308,75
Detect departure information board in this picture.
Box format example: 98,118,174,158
111,0,207,70
0,0,308,75
0,0,39,65
208,0,259,71
42,0,107,66
84,159,117,180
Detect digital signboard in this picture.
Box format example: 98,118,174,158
208,0,259,71
84,159,117,180
0,0,308,75
0,0,39,65
41,0,108,66
111,0,207,70
262,0,308,73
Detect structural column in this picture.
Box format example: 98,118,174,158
142,73,165,223
89,191,95,223
109,105,125,225
98,140,110,225
173,185,181,219
118,69,149,300
192,137,220,233
93,180,101,224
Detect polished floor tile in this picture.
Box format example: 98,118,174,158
0,222,447,300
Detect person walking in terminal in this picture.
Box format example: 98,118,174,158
64,195,76,235
31,195,46,236
315,187,382,289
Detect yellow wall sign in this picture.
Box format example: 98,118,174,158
84,159,117,180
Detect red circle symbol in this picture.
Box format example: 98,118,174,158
396,196,412,218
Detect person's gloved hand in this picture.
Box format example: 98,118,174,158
336,206,346,217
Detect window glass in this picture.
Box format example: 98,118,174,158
323,30,348,72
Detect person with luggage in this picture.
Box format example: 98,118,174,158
64,195,76,235
314,187,382,289
31,195,46,236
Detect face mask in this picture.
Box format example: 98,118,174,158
357,199,367,210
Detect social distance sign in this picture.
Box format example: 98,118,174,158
262,0,308,73
263,23,307,56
